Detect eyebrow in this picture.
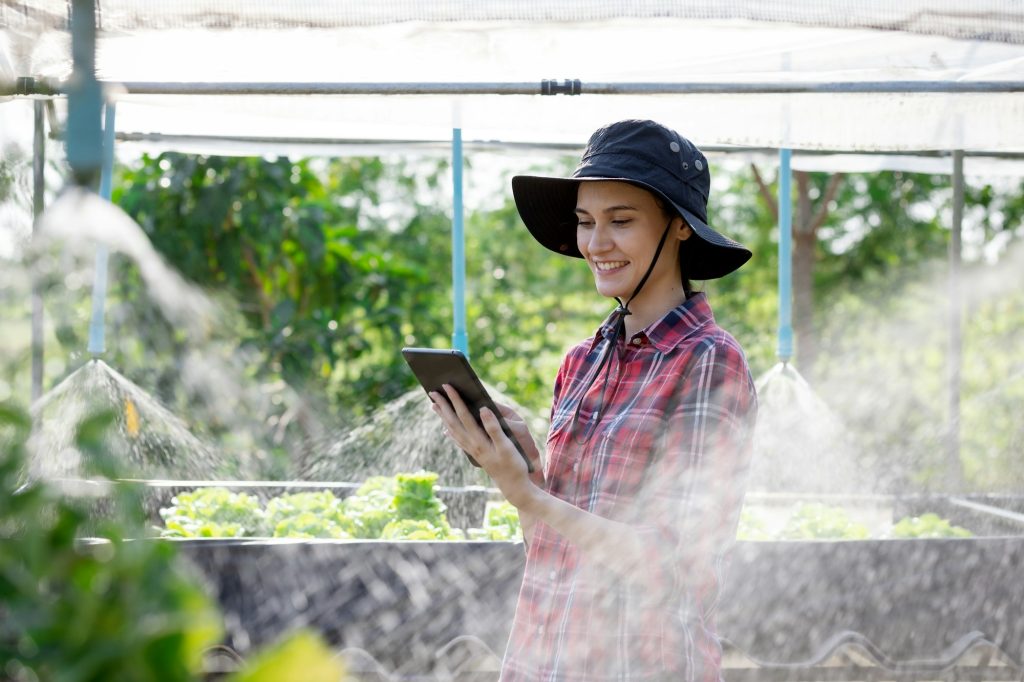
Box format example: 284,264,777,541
574,204,639,215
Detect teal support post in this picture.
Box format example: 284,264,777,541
87,103,116,355
67,0,102,188
777,148,794,363
451,127,469,357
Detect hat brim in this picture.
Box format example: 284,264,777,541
512,175,751,280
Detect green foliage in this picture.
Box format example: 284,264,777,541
392,471,447,527
155,472,474,540
344,476,398,538
346,475,398,509
159,487,264,538
889,513,972,539
466,500,522,541
0,403,223,681
735,506,773,541
379,518,454,541
226,631,346,682
271,512,353,539
778,503,870,540
112,154,453,418
264,490,355,538
9,150,1019,493
348,508,396,540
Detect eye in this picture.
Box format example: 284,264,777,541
611,218,631,227
576,218,594,228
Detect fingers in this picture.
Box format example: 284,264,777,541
441,383,477,427
429,386,484,448
495,402,524,424
495,402,515,417
478,406,505,439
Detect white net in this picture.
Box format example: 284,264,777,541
3,0,1024,43
3,1,1024,152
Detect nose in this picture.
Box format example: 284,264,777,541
584,222,613,255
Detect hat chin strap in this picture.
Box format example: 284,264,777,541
572,220,675,444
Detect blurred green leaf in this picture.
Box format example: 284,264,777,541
227,630,346,682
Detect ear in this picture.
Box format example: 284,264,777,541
676,216,693,242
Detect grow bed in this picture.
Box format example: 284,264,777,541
176,535,1024,681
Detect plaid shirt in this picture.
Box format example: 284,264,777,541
500,293,757,682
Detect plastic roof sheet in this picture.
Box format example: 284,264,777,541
2,1,1024,154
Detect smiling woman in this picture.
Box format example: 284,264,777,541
429,119,758,682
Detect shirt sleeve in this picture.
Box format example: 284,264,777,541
629,337,758,601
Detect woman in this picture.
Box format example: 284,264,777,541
430,119,757,681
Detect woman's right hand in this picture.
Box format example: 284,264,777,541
493,402,545,484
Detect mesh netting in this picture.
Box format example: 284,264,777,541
3,0,1024,44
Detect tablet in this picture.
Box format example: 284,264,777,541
402,347,535,473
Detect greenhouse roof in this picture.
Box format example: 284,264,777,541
2,0,1024,160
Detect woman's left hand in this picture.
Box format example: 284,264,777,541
429,384,537,509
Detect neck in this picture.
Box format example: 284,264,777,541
622,285,688,337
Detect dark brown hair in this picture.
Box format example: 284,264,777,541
651,194,694,297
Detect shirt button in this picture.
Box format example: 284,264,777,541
572,462,579,473
538,626,545,636
549,570,557,581
631,337,642,346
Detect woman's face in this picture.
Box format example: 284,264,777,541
575,181,690,303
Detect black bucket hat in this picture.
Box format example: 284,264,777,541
512,119,751,280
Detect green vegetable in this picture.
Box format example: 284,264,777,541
272,512,353,539
486,500,523,540
392,471,448,527
264,491,355,538
344,476,400,538
735,506,773,541
889,513,972,538
159,487,264,538
380,518,451,540
154,472,475,540
778,503,870,540
345,476,398,514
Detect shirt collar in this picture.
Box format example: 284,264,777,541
588,292,715,354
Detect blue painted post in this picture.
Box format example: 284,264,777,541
777,148,794,363
451,126,469,357
66,0,103,188
87,103,116,355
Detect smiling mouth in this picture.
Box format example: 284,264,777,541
595,260,628,271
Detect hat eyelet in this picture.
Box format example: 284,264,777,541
682,161,689,170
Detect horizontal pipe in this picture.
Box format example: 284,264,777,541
109,131,1024,159
6,78,1024,97
948,496,1024,528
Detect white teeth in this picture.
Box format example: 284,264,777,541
596,261,627,271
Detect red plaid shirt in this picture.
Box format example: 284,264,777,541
500,293,757,682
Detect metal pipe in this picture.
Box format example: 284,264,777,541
108,131,1024,159
948,496,1024,529
8,78,1024,98
947,149,965,490
87,103,116,356
451,126,469,357
777,149,794,363
31,100,46,403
